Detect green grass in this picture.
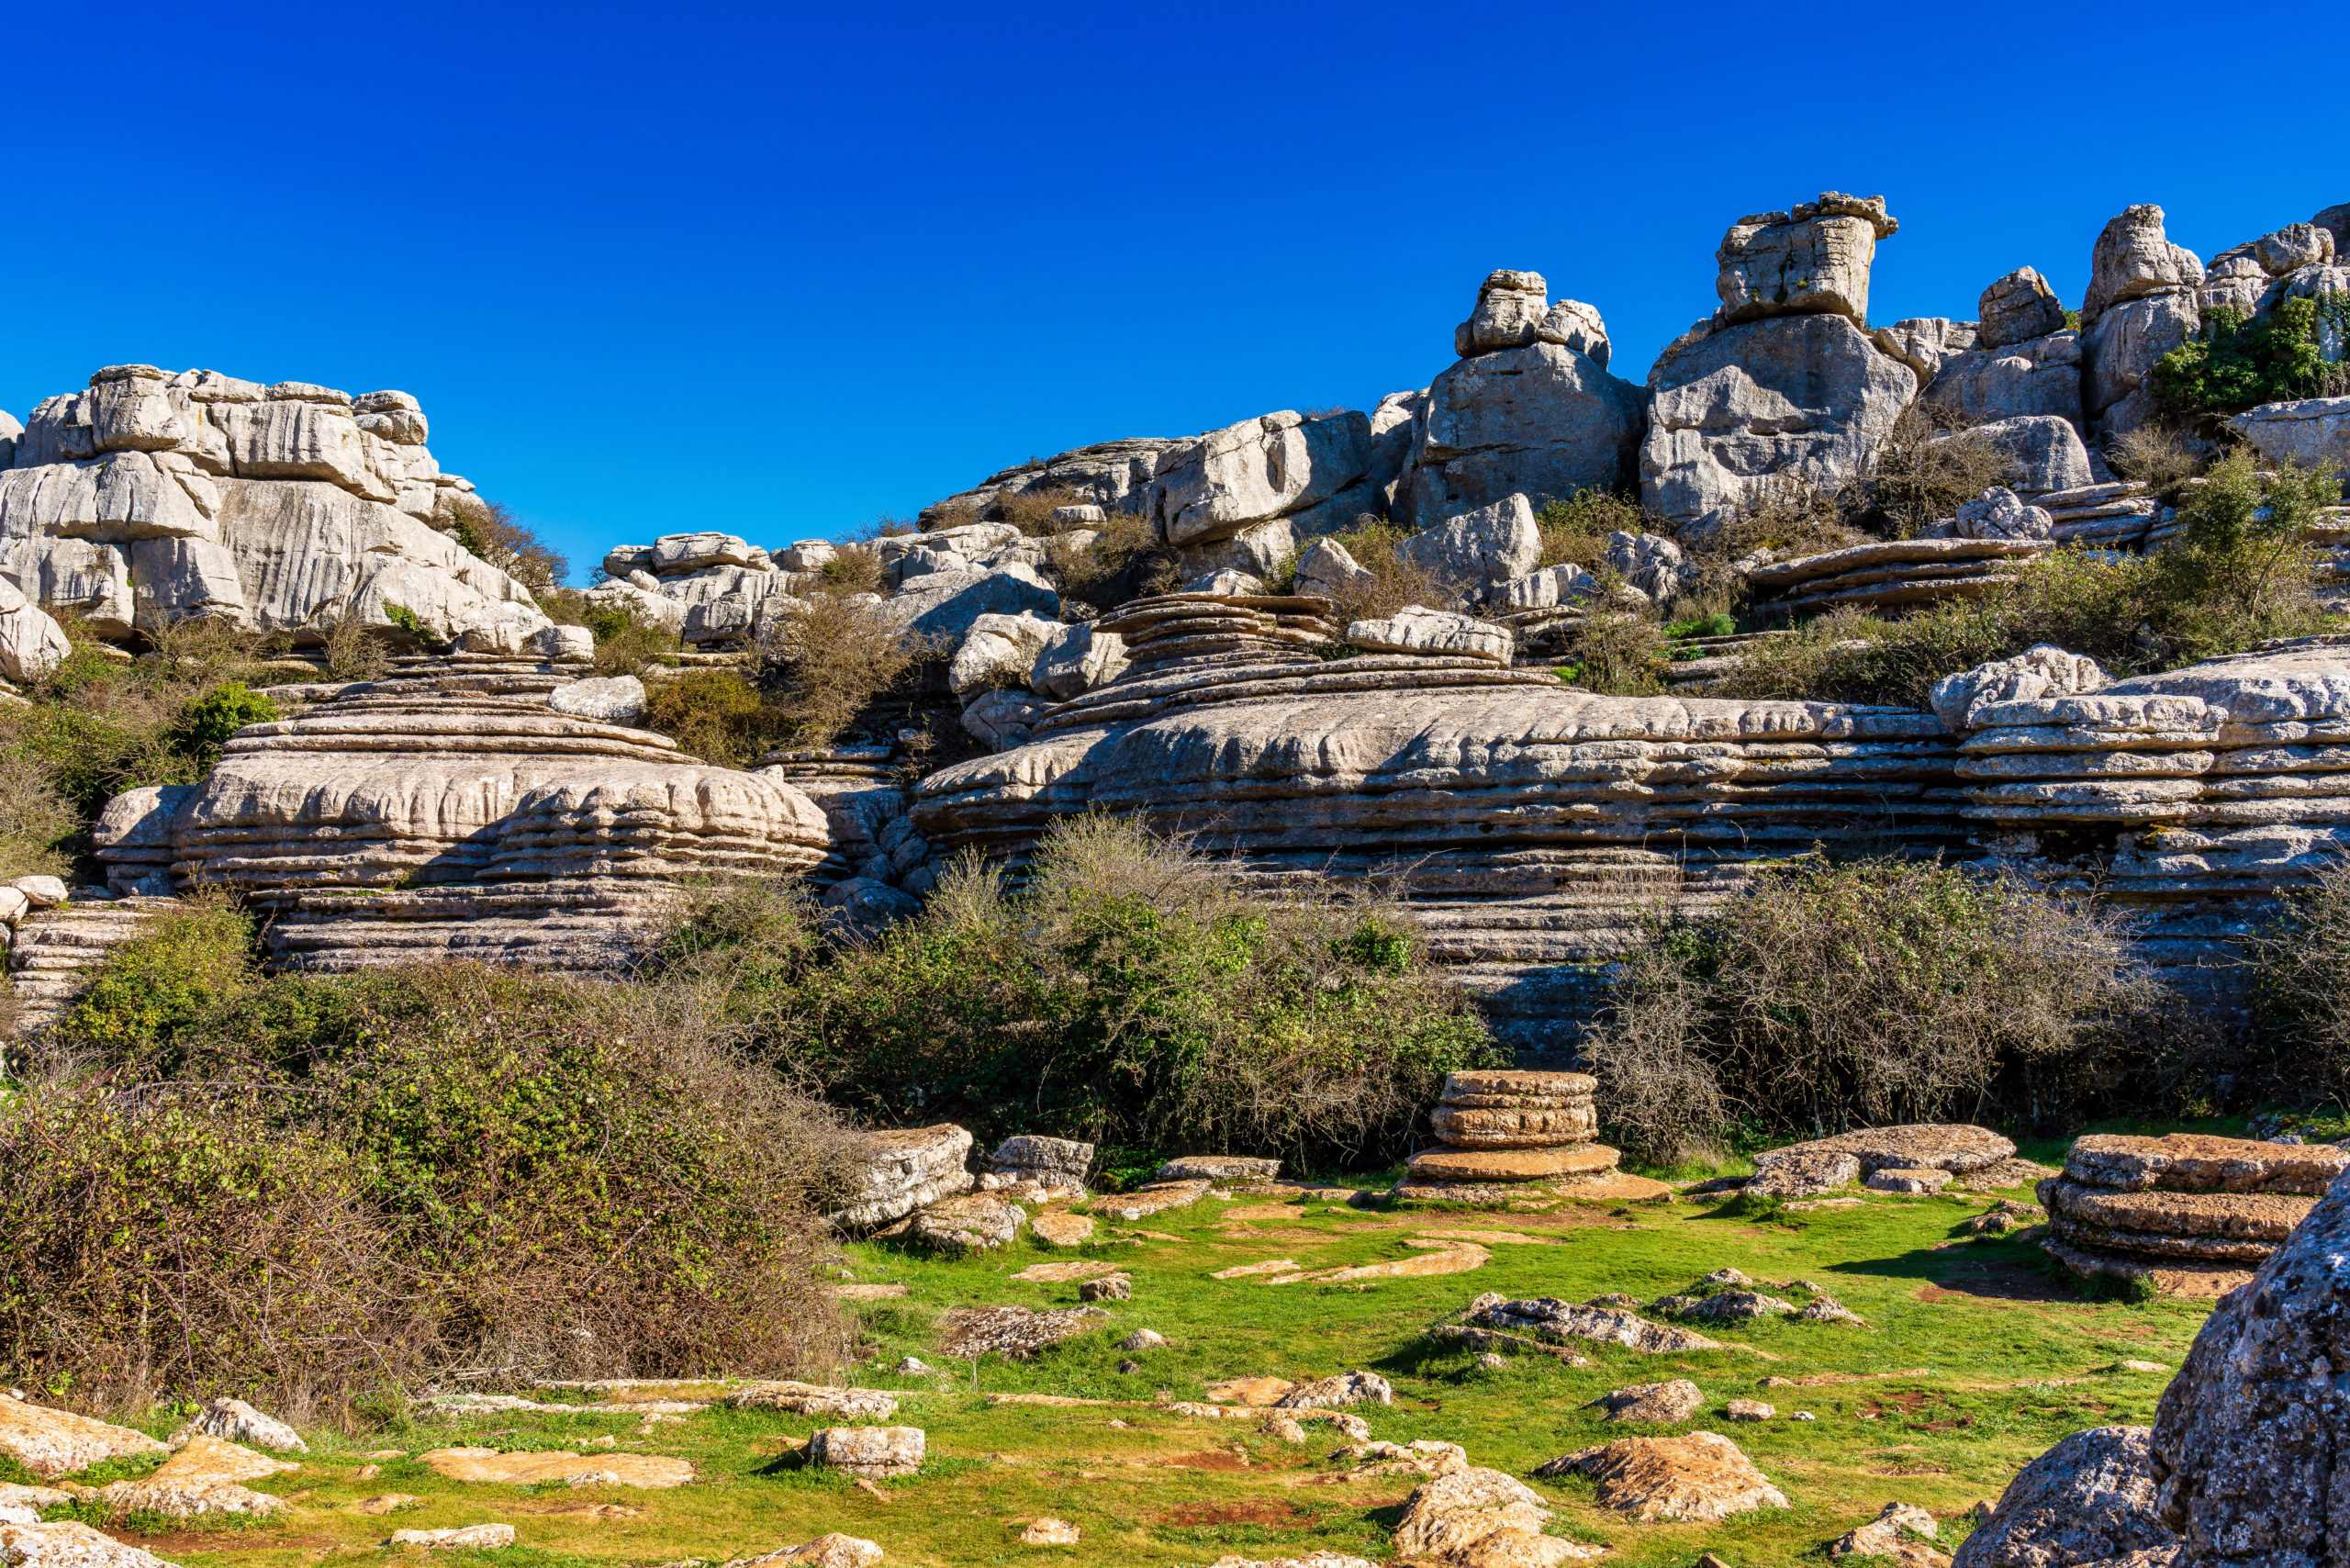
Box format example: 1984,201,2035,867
84,1147,2224,1568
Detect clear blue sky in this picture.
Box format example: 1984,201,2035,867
4,2,2343,583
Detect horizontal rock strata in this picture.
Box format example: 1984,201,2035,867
2039,1132,2348,1294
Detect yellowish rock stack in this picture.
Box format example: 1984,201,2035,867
1396,1070,1672,1205
2039,1132,2350,1297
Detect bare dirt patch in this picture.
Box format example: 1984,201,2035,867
1151,1499,1308,1528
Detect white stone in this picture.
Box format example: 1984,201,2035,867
949,611,1061,695
1397,493,1541,599
1030,622,1129,700
547,677,647,723
1346,606,1513,665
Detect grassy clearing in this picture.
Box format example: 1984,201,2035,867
98,1136,2219,1568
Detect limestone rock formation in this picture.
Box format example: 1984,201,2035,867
1744,537,2047,619
1592,1380,1704,1424
2083,206,2206,328
2229,396,2350,470
1398,274,1645,530
1715,195,1898,326
1923,330,2084,430
2039,1134,2349,1296
923,438,1186,523
0,366,546,647
980,1136,1092,1192
1872,319,1977,388
1977,267,2068,351
1148,410,1375,553
1936,416,2095,498
2148,1167,2350,1566
1931,487,2053,543
1642,313,1917,541
1533,1431,1790,1522
92,646,828,973
1394,492,1541,598
1346,607,1514,665
1392,1464,1591,1567
825,1125,975,1229
1399,1070,1664,1202
6,894,186,1032
1953,636,2350,1004
1953,1426,2177,1568
0,1394,169,1479
913,589,1964,1055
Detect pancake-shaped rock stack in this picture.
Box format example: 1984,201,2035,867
92,643,831,975
1396,1070,1671,1204
2039,1132,2350,1297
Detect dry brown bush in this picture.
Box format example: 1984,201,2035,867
1583,859,2154,1162
1533,488,1651,570
1847,407,2013,537
1316,521,1465,626
456,499,567,591
1045,510,1178,609
996,484,1091,536
759,594,946,749
1561,607,1667,695
2107,424,2203,491
815,543,885,595
2252,856,2350,1106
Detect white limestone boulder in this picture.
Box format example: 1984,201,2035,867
1397,493,1541,599
1346,607,1513,665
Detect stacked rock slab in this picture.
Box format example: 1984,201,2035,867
2041,1133,2350,1297
1744,538,2049,619
1746,1125,2022,1198
95,645,830,974
1953,636,2350,1008
1396,1070,1670,1203
914,593,1964,1057
2030,1133,2340,1297
825,1125,976,1230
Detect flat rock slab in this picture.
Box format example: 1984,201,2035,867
1744,1150,1862,1198
724,1383,897,1418
1534,1431,1791,1522
1010,1260,1124,1282
1472,1298,1730,1355
2062,1133,2350,1194
1757,1125,2017,1177
831,1282,909,1301
937,1305,1109,1360
1157,1156,1281,1182
0,1395,168,1479
1029,1212,1096,1248
1268,1245,1490,1285
808,1426,924,1479
1210,1260,1301,1280
1407,1144,1621,1183
1441,1069,1596,1102
908,1193,1027,1251
2040,1236,2257,1298
1744,537,2046,590
420,1448,695,1487
1595,1380,1706,1424
1100,1180,1213,1219
1952,1157,2062,1192
2042,1179,2316,1243
1204,1378,1297,1406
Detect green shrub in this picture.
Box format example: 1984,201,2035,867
452,499,567,591
168,681,280,766
1558,609,1666,695
379,603,438,644
755,816,1499,1170
1581,859,2154,1161
643,669,783,767
5,939,856,1417
2156,297,2350,427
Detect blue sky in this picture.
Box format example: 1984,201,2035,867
4,2,2344,583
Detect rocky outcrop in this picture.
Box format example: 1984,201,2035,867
912,595,1962,1055
2039,1133,2350,1297
1533,1431,1790,1523
1744,537,2047,618
2148,1166,2350,1566
91,644,827,973
1953,1426,2177,1568
1716,195,1898,326
6,892,185,1034
1396,274,1645,531
1923,330,2083,430
824,1125,975,1229
1642,313,1917,542
1976,267,2068,351
923,438,1186,523
0,366,546,647
1952,635,2350,1007
2229,396,2350,470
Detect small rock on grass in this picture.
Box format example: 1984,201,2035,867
1115,1328,1165,1350
1078,1274,1131,1302
1272,1372,1393,1410
1116,1360,1142,1374
1592,1380,1704,1424
1475,1352,1509,1371
1728,1400,1775,1422
809,1426,924,1478
1832,1501,1940,1558
358,1494,420,1514
724,1535,885,1568
0,1520,181,1566
1021,1518,1080,1544
1262,1416,1309,1444
895,1357,933,1375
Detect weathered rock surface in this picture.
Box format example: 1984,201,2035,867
808,1427,924,1478
1953,1427,2176,1568
0,1395,168,1480
172,1397,306,1454
2148,1167,2350,1566
1977,267,2068,351
1148,410,1372,549
420,1447,694,1486
1393,1464,1595,1567
1395,493,1541,599
1535,1431,1790,1522
1465,1295,1726,1354
2039,1133,2345,1294
1593,1380,1704,1423
1399,286,1644,530
725,1383,899,1419
1924,330,2084,429
727,1533,885,1568
2082,206,2204,328
95,1435,294,1519
827,1125,975,1229
1755,1125,2017,1178
1746,536,2046,618
1642,313,1918,541
0,1520,185,1566
1346,607,1514,665
1716,196,1897,325
2230,396,2350,471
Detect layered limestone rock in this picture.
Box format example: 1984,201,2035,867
1743,537,2048,619
2039,1133,2350,1296
825,1125,975,1229
1148,410,1378,567
1395,272,1645,531
1715,195,1898,326
912,599,1963,1055
1951,636,2350,1005
1399,1070,1668,1205
6,894,186,1033
923,438,1188,522
2230,396,2350,471
2076,206,2205,441
590,531,811,642
93,646,828,974
0,366,546,647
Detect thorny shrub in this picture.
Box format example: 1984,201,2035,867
1582,859,2154,1162
1308,519,1463,625
4,924,859,1419
2250,855,2350,1108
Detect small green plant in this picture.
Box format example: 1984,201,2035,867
1664,612,1737,640
2155,297,2350,427
379,603,439,644
168,681,281,765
